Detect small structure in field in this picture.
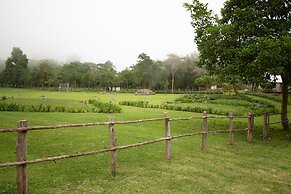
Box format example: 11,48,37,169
59,83,70,92
108,87,121,92
135,89,155,95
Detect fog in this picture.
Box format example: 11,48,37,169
0,0,225,71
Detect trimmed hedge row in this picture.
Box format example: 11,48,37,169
119,101,236,116
0,100,122,113
88,99,121,113
175,94,278,114
119,99,278,116
246,92,291,105
0,102,87,113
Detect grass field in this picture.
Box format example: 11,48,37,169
0,88,290,193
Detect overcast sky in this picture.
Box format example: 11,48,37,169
0,0,225,71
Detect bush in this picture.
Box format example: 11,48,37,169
0,100,121,113
174,93,279,116
246,92,291,105
1,96,7,100
119,101,149,108
89,99,121,113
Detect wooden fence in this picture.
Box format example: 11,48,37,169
262,112,288,139
0,111,254,194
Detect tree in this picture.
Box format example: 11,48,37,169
185,0,291,130
131,53,156,89
119,68,135,89
3,47,29,87
59,61,89,88
98,61,118,89
194,75,217,90
178,53,204,90
84,62,99,88
164,54,182,93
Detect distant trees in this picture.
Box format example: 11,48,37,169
119,68,135,89
0,47,207,91
29,59,60,88
58,61,119,89
125,52,204,91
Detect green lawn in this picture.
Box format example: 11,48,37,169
0,88,290,193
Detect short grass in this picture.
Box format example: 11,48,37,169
0,88,290,193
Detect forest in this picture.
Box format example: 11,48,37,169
0,47,212,92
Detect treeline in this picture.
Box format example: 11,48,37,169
0,47,209,91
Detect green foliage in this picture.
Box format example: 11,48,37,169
0,100,122,113
185,0,291,85
0,49,206,92
247,92,291,106
120,92,279,116
176,93,278,115
0,102,25,111
185,0,291,130
3,47,29,87
88,99,122,113
29,59,60,88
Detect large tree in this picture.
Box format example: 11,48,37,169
3,47,29,87
59,61,89,88
164,54,182,93
131,53,157,89
185,0,291,130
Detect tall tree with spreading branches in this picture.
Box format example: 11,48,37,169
4,47,29,87
185,0,291,130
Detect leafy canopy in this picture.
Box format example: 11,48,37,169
4,47,29,87
184,0,291,85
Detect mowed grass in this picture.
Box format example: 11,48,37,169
0,88,180,105
0,88,290,193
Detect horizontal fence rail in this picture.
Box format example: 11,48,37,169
0,128,250,168
0,116,249,133
262,112,289,139
0,112,254,194
0,118,168,133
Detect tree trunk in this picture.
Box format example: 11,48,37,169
281,75,290,131
171,71,175,93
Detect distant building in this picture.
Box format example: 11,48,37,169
59,83,70,92
108,87,121,92
210,85,217,90
270,75,282,92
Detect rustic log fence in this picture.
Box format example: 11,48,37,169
262,112,289,139
0,112,254,194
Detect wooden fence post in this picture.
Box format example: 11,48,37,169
263,112,268,139
201,111,208,151
164,112,171,160
108,116,117,175
247,113,253,143
17,120,28,194
229,112,234,145
267,112,270,135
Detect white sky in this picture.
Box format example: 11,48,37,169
0,0,225,71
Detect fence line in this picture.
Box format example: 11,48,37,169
0,112,253,194
262,112,289,139
0,116,249,133
0,128,250,168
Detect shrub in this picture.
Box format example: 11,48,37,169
0,102,99,113
119,101,149,108
89,99,121,113
1,96,7,100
